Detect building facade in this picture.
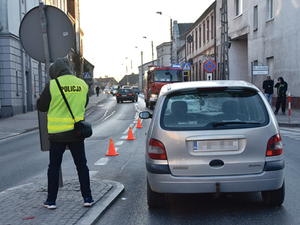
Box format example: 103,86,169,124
156,42,171,67
215,0,300,107
0,0,84,118
172,21,193,64
185,2,216,81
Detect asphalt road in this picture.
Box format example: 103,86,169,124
2,94,300,224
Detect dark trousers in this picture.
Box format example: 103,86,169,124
47,141,92,202
275,97,286,113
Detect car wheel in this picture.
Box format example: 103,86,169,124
146,101,149,107
136,97,138,102
147,179,165,208
261,181,285,206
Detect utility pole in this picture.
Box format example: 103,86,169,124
219,0,230,80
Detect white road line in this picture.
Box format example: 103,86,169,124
94,158,109,165
89,171,98,177
115,141,124,145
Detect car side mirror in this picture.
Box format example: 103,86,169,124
139,111,152,119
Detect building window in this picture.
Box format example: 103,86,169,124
234,0,243,17
253,5,258,31
199,63,202,80
196,63,198,81
267,0,274,20
192,32,194,52
207,19,209,42
203,22,206,45
211,14,214,40
199,26,202,48
195,30,198,50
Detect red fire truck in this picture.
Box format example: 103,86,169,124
143,65,183,109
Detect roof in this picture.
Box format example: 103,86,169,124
178,23,194,40
118,74,139,86
159,80,259,97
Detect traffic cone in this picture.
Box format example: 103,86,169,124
126,126,135,140
136,118,142,128
105,138,119,156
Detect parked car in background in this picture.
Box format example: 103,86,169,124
122,86,131,89
131,86,140,94
140,80,284,208
116,88,138,103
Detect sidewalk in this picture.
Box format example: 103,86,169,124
0,93,108,140
0,93,125,225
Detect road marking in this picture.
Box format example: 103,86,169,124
89,171,98,177
115,141,124,145
94,158,109,165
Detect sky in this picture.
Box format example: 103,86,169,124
80,0,215,80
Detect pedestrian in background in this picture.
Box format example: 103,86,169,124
96,85,100,97
262,75,274,106
274,77,288,115
37,58,94,209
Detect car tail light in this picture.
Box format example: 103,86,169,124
266,134,283,156
148,138,167,160
129,93,132,96
116,94,120,96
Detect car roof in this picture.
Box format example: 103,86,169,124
159,80,259,97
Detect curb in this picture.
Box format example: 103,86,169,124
76,180,125,225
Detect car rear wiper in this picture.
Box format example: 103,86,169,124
212,122,260,128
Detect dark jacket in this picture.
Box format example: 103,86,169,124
263,79,274,94
274,77,288,98
37,58,89,143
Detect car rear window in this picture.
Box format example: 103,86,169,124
160,88,269,130
118,89,132,94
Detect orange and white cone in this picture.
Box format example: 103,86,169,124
126,126,135,140
136,118,142,128
105,138,119,156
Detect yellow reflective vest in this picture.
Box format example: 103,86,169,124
47,75,88,133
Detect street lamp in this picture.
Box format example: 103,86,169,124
156,11,173,63
142,36,154,63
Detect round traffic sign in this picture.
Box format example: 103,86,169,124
203,60,217,73
19,5,74,63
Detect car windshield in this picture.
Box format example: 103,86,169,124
154,70,182,82
160,88,269,130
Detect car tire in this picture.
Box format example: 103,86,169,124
146,101,149,107
136,97,138,102
261,181,285,206
147,179,165,208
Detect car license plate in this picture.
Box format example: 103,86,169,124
193,139,239,151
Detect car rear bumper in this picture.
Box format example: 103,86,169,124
147,161,284,193
117,96,135,101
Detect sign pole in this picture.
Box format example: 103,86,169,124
39,2,63,187
39,2,50,81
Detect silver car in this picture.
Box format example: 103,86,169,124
140,80,284,208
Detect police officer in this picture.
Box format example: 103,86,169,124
37,58,93,209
